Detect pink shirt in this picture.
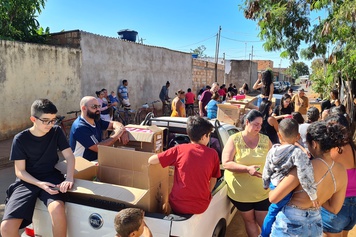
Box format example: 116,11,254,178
346,168,356,197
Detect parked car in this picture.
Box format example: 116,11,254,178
23,116,240,237
283,81,290,90
273,81,282,93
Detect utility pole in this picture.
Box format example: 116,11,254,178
223,52,226,84
215,26,221,82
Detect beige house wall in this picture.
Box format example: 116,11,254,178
0,40,81,140
79,32,192,108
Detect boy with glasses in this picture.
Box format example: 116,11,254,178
1,99,75,237
69,96,129,161
148,116,220,215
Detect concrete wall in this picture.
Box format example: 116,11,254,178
225,60,258,91
0,40,81,140
79,32,192,109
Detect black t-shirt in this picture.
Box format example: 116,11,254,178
273,105,293,122
10,126,69,180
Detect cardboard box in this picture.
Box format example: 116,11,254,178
217,103,240,126
116,125,164,153
55,146,169,213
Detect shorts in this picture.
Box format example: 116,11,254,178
2,174,66,229
271,205,322,237
321,197,356,233
228,197,270,212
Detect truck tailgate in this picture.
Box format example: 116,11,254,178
31,200,172,237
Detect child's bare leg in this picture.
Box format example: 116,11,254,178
48,200,67,237
0,219,22,237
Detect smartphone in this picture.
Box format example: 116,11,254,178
50,186,60,191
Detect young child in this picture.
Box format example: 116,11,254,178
0,99,75,237
148,116,221,215
114,208,152,237
261,118,318,237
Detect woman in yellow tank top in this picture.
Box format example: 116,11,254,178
222,109,272,237
171,89,186,117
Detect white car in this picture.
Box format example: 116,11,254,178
23,116,240,237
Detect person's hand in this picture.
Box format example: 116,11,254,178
58,178,74,193
117,130,129,145
39,181,60,195
199,111,204,117
247,165,262,178
312,199,320,209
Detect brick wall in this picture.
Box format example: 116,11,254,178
254,60,274,71
47,30,81,48
192,59,224,95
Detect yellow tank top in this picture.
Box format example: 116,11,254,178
171,99,186,117
225,132,270,202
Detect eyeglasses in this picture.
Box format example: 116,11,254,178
89,104,102,109
34,116,57,125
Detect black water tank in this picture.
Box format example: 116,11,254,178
117,29,138,42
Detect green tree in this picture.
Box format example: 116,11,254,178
0,0,49,43
285,62,309,79
310,58,332,99
190,45,207,58
241,0,356,83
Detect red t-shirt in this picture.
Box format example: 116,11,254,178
185,92,195,105
218,89,226,96
158,143,221,214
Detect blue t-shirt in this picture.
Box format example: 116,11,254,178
206,100,219,119
118,85,129,100
69,116,110,161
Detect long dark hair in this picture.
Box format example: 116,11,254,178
280,93,292,111
259,100,272,120
262,70,273,88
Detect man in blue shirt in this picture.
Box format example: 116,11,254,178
159,81,171,112
117,79,130,108
69,96,129,161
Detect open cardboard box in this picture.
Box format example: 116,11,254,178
116,125,165,153
55,146,169,213
217,103,241,126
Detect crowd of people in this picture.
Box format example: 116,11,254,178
1,73,355,237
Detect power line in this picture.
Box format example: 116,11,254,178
176,34,217,49
221,35,262,43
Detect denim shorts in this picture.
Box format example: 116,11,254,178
271,205,322,237
322,197,356,233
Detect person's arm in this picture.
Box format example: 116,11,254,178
148,154,160,165
269,168,300,203
199,100,204,116
107,121,129,144
209,177,217,191
14,160,60,195
88,122,127,152
253,79,262,90
142,221,153,237
222,136,261,177
58,148,75,192
268,83,274,101
272,106,288,121
268,116,279,133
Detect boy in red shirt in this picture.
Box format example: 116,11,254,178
185,88,195,107
148,116,221,214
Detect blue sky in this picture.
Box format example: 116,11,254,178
37,0,309,68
